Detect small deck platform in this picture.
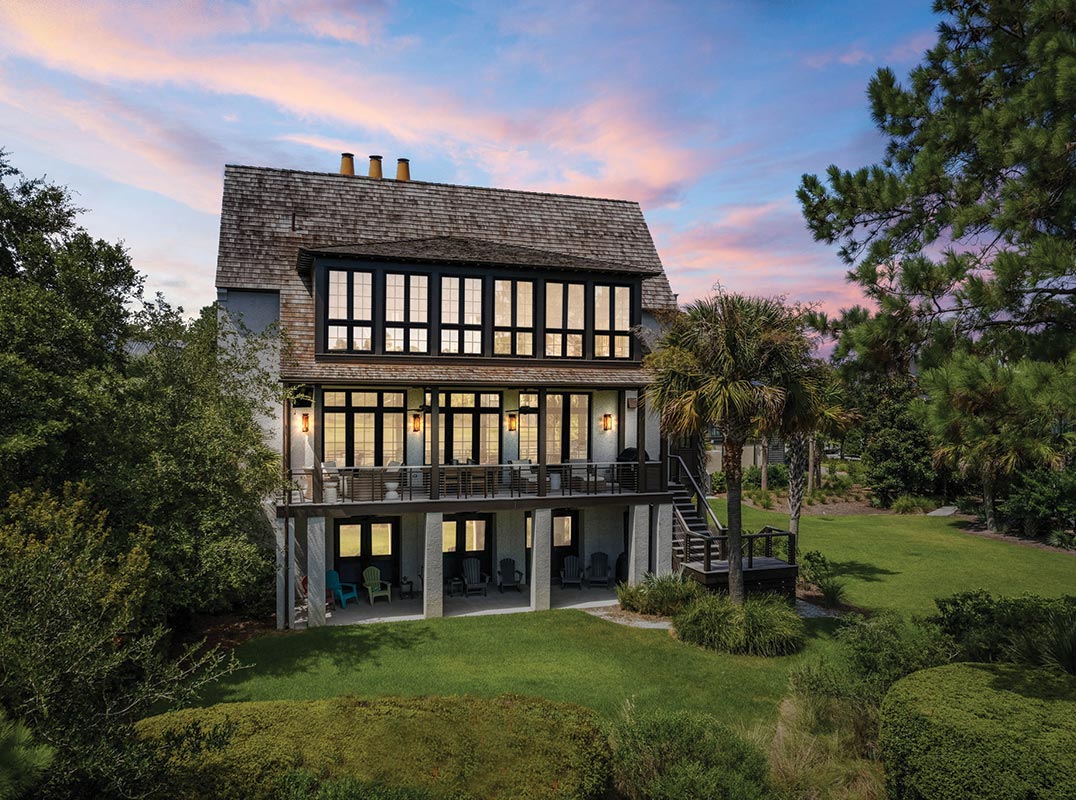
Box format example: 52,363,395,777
681,557,798,598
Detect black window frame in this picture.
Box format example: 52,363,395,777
322,389,407,467
325,268,374,353
592,282,634,360
440,275,485,356
382,272,430,355
492,278,536,357
544,280,586,358
425,392,503,465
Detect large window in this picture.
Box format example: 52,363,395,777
326,269,373,352
545,281,585,357
518,392,589,463
322,390,405,466
594,284,632,359
441,276,483,355
493,279,534,356
384,273,428,353
424,392,502,464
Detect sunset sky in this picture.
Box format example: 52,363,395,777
0,0,938,314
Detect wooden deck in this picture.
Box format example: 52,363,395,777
681,557,798,599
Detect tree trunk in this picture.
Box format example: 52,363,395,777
813,435,823,489
695,432,710,499
760,435,769,491
723,437,746,605
983,473,997,532
787,432,807,538
807,437,816,494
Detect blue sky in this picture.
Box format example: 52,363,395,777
0,0,938,312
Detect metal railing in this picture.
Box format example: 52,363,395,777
669,455,726,533
672,505,797,572
284,460,664,504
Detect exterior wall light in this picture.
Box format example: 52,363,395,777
412,413,422,433
507,412,518,432
602,413,613,431
301,413,310,433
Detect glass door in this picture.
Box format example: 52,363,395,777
442,514,493,585
335,518,400,586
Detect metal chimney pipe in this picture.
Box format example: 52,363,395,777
368,155,383,179
339,152,355,176
396,158,410,181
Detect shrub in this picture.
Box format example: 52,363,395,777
743,465,763,489
999,466,1076,537
799,550,830,586
0,710,53,800
754,489,775,509
880,663,1076,800
710,471,727,494
610,707,771,800
674,594,805,657
617,571,704,617
139,694,610,800
278,771,438,800
1008,608,1076,675
891,495,935,514
1046,530,1076,550
817,576,847,609
767,463,790,489
930,590,1076,663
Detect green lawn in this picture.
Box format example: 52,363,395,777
203,508,1074,727
714,500,1076,616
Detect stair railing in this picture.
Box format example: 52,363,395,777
672,503,716,572
671,455,726,534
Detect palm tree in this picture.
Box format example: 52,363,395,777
920,355,1069,532
645,292,812,604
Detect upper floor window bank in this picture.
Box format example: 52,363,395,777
320,265,639,361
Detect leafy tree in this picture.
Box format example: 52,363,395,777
0,486,235,798
858,380,936,507
646,292,813,603
999,465,1076,536
799,0,1076,363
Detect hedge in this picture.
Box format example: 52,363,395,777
138,694,610,800
880,663,1076,800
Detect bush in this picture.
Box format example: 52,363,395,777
751,489,775,509
0,710,53,799
610,707,771,800
891,495,935,514
999,466,1076,537
798,551,830,587
617,571,704,617
1046,530,1076,549
140,694,610,800
278,771,438,800
766,462,790,489
930,590,1076,663
674,594,805,657
817,576,847,609
710,471,727,494
880,663,1076,800
743,465,763,489
1008,608,1076,675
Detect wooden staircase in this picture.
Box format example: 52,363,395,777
670,481,719,568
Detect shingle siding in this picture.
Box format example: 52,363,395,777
215,165,678,383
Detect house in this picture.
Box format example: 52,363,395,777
215,154,695,628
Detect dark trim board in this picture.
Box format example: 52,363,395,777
278,491,675,519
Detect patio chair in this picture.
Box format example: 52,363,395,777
498,558,523,593
461,557,490,596
585,551,614,589
561,555,583,589
326,569,359,609
362,566,392,605
321,461,342,503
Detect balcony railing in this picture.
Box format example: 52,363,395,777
283,460,664,505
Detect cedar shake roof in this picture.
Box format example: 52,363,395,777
297,236,664,276
215,165,678,384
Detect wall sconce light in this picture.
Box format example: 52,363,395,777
412,413,422,433
507,412,518,432
301,413,310,433
602,413,613,432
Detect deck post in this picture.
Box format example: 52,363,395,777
274,515,287,629
627,504,649,584
307,517,327,627
430,388,440,500
423,512,444,618
654,503,673,575
530,508,551,611
636,392,647,492
287,517,298,629
537,389,548,497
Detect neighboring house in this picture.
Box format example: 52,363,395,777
215,155,684,628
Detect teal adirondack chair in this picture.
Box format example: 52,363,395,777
326,570,358,609
363,566,392,605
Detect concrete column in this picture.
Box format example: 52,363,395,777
654,503,673,575
287,517,298,629
530,508,552,611
423,512,444,618
627,504,650,584
307,517,327,626
274,516,287,630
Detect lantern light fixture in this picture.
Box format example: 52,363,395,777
301,413,310,433
412,412,422,432
602,413,613,431
507,412,518,432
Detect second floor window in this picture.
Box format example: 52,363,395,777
545,281,584,357
384,273,428,353
441,276,483,355
323,390,405,466
493,279,534,356
594,284,632,359
326,270,373,352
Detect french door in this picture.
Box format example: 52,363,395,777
335,518,400,585
442,514,494,582
519,392,590,464
526,510,578,583
425,392,502,465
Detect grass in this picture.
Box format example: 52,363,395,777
713,499,1076,616
202,609,839,724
